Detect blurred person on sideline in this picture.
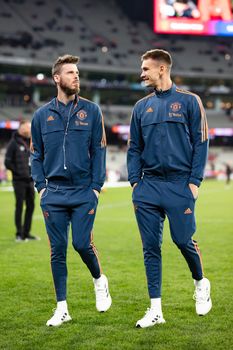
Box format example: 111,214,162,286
225,163,232,185
4,120,38,242
127,49,211,328
30,54,111,327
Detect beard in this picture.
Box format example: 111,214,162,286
59,79,80,96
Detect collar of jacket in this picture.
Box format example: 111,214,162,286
154,83,176,98
14,132,30,147
48,95,83,114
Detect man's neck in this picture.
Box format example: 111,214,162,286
57,91,75,105
155,79,172,92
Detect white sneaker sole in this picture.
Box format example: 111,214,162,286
136,318,166,328
97,295,112,312
197,298,212,316
46,315,72,327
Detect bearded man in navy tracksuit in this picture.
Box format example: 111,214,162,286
31,55,111,327
127,49,212,328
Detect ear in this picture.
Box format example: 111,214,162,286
159,64,165,74
53,74,60,84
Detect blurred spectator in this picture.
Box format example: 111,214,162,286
225,163,232,185
225,103,233,121
4,120,39,242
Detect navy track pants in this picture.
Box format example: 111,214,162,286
132,177,204,298
40,184,101,301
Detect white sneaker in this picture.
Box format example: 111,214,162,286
15,236,28,243
93,274,112,312
193,278,212,316
136,308,165,328
46,308,72,327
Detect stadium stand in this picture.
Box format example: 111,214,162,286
0,0,232,182
0,0,232,77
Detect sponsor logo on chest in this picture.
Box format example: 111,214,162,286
169,102,182,117
75,120,89,126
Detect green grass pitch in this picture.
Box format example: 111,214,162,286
0,180,233,350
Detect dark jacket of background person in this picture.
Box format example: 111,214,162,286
4,121,36,241
5,131,32,182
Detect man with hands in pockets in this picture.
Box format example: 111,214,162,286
31,54,111,327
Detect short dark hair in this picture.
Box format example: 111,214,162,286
52,54,79,77
19,119,30,126
141,49,172,68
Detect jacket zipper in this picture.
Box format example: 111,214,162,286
62,101,74,170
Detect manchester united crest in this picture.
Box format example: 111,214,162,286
170,102,181,112
77,110,87,120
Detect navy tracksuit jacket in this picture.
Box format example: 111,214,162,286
31,96,106,193
127,84,209,298
31,96,106,301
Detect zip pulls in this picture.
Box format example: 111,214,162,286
55,96,79,171
61,100,75,170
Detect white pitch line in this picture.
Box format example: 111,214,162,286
98,201,131,209
97,217,135,222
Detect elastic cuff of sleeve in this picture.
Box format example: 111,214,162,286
91,184,101,193
129,179,141,187
36,183,47,193
189,177,201,187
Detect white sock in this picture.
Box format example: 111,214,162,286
57,300,68,312
150,298,162,313
195,278,205,288
94,274,103,283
